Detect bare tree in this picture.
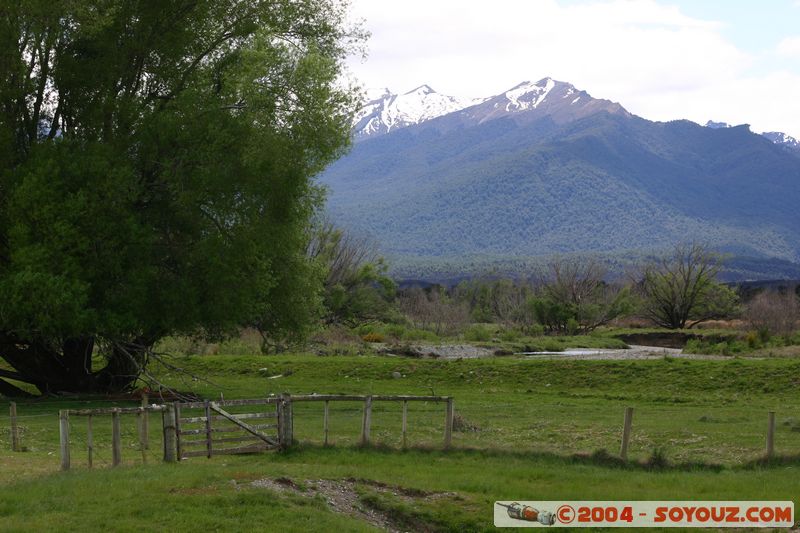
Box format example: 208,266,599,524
307,219,379,288
637,243,738,329
399,287,469,335
532,257,632,333
451,277,533,326
744,290,799,338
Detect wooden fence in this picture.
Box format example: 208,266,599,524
173,398,282,460
59,396,169,471
287,394,455,448
20,398,787,470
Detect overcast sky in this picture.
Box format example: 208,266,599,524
345,0,800,135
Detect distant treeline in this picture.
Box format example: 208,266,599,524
389,253,800,285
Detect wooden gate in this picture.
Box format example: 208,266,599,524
174,398,282,459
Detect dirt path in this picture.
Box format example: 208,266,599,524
251,477,455,532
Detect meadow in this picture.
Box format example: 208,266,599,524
1,350,799,531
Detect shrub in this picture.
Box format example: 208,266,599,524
498,328,521,342
464,325,492,342
383,323,406,339
745,330,760,349
541,339,564,352
524,323,546,337
357,324,377,336
362,332,385,343
401,328,439,342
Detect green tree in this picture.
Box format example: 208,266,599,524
0,1,363,395
307,221,396,327
638,243,739,329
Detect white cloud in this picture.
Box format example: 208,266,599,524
345,0,799,135
777,36,800,57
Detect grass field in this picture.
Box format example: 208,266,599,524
2,352,800,531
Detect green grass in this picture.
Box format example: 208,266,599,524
2,353,800,531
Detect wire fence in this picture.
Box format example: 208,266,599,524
2,397,797,473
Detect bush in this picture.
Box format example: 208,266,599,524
464,325,492,342
683,337,746,356
401,328,439,342
362,332,385,343
541,339,564,352
524,323,546,337
383,323,407,339
745,330,760,349
357,324,377,336
498,328,522,342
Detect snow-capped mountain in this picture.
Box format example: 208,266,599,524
456,77,629,126
352,85,478,139
353,78,628,139
323,78,800,278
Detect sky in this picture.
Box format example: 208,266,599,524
345,0,800,136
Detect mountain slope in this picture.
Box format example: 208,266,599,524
706,120,800,154
320,79,800,276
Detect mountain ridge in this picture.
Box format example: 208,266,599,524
354,79,798,150
322,78,800,280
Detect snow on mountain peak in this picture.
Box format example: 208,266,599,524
353,77,625,139
762,131,800,150
353,85,472,138
503,78,557,112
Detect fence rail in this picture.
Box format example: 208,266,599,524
288,394,454,448
5,394,786,473
58,394,170,470
174,398,282,460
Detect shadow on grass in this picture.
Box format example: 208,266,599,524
741,453,800,470
278,442,730,473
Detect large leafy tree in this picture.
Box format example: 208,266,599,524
0,1,362,395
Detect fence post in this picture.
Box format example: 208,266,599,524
173,402,183,461
323,400,329,446
444,398,454,449
112,409,122,467
284,395,293,447
141,394,149,450
402,400,408,449
620,406,634,461
204,401,213,459
162,404,176,463
767,411,776,459
10,402,20,452
278,395,293,449
277,399,284,446
360,396,372,446
59,410,70,471
87,415,93,469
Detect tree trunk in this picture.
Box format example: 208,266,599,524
0,332,150,396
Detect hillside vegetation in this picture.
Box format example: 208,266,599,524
321,108,800,278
